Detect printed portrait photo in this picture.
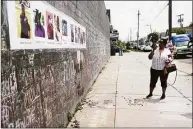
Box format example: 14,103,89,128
70,24,74,42
33,9,45,38
80,29,84,45
62,20,67,36
46,11,54,40
54,15,61,42
78,27,81,44
75,26,78,43
15,0,32,39
83,32,86,44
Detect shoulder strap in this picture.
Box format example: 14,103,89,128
168,70,177,86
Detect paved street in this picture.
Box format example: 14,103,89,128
175,55,192,75
177,55,192,65
68,52,192,127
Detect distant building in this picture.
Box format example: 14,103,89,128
106,9,119,45
110,28,119,44
106,9,111,23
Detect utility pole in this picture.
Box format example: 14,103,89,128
150,25,152,33
177,14,184,27
168,0,172,41
137,10,140,48
128,31,130,42
130,28,132,41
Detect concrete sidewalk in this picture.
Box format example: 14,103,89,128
68,52,192,127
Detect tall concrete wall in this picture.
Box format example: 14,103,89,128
1,1,110,128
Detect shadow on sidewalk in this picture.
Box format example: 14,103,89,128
181,113,192,119
138,98,166,104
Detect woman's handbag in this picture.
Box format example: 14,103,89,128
164,63,177,86
164,63,177,74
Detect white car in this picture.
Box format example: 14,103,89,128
140,45,145,51
143,45,152,52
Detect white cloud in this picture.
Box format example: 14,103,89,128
105,1,192,41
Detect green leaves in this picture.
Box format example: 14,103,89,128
115,40,126,50
171,28,186,34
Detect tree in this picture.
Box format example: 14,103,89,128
115,40,126,50
126,41,130,49
147,32,159,43
171,28,186,34
189,22,193,27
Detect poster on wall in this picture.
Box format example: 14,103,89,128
61,19,68,44
46,11,54,41
7,0,86,49
32,3,46,48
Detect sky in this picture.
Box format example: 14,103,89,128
105,1,192,41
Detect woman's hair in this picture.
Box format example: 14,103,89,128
62,20,67,24
57,16,59,23
56,16,60,31
34,9,41,24
48,15,51,20
21,4,24,8
158,39,167,46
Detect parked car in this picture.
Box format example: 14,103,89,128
172,34,192,58
129,46,134,49
137,45,140,50
187,39,192,54
133,43,138,49
139,45,145,51
143,45,152,52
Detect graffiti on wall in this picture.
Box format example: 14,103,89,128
1,50,89,127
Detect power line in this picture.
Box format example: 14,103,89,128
140,1,166,32
140,1,160,25
147,1,160,15
151,2,169,24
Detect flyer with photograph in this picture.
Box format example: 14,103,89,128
7,0,86,49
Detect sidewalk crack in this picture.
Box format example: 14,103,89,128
114,65,120,128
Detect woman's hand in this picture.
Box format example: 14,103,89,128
148,50,154,60
165,60,170,65
168,54,173,62
165,54,173,65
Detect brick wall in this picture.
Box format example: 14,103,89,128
1,1,110,127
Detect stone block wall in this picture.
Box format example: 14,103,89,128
1,1,110,127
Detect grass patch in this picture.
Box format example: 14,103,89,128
67,112,73,123
75,102,83,113
67,102,84,123
124,50,131,52
130,49,142,52
66,100,85,127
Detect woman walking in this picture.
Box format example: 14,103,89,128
147,40,173,100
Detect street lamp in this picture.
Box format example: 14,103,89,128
146,24,152,33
